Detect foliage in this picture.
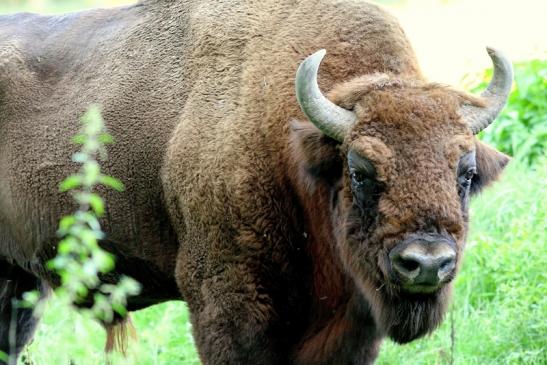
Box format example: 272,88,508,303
470,59,547,165
3,106,141,363
33,106,140,322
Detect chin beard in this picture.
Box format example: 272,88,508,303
359,279,452,343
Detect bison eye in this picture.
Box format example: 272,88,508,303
347,150,376,184
351,171,368,185
457,151,477,191
350,169,380,195
464,168,476,181
458,167,477,191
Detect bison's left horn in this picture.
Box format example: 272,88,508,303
295,49,357,142
462,47,513,134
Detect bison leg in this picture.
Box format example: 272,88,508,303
0,265,48,365
179,263,285,365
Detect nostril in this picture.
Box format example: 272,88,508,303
397,257,420,272
439,258,454,271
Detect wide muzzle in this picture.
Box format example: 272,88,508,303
389,234,456,293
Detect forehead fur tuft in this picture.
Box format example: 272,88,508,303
327,74,485,114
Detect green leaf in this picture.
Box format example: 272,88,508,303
99,175,124,191
59,175,82,192
58,237,79,254
111,303,128,316
72,133,86,144
88,193,105,216
80,229,98,247
58,215,77,233
20,290,40,308
94,250,115,272
99,133,115,144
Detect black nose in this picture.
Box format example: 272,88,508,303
389,240,456,293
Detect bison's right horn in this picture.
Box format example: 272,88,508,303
295,49,357,142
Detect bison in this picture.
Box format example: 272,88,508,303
0,0,512,364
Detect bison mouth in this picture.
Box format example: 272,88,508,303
358,278,452,343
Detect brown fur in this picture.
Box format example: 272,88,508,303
104,316,137,355
0,1,509,364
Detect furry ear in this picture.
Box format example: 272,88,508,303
471,140,510,195
289,120,342,185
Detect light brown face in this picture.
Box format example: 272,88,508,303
341,86,474,295
322,85,508,343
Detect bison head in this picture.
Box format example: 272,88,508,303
292,49,511,343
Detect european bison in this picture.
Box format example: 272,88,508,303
0,0,511,364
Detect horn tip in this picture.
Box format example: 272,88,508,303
485,46,497,55
485,46,514,78
485,46,505,61
310,49,327,63
485,46,510,64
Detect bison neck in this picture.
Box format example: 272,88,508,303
289,177,382,363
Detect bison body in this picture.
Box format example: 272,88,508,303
0,1,510,364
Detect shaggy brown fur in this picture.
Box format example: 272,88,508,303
104,316,137,355
0,1,509,364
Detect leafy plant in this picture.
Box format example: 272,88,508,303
470,59,546,165
25,105,140,322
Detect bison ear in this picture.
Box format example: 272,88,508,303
471,140,510,195
289,120,343,185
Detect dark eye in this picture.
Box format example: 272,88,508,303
347,150,378,190
351,171,368,185
464,168,476,181
458,167,477,193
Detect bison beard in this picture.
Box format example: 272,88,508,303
340,201,451,344
362,279,451,343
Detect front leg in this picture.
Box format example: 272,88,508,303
181,262,285,365
173,220,308,365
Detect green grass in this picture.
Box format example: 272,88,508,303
18,157,545,365
21,301,199,365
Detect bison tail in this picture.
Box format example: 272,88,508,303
104,315,137,355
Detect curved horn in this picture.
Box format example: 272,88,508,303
462,47,513,134
295,49,357,142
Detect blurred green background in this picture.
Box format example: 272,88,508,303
0,0,130,13
1,1,545,364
